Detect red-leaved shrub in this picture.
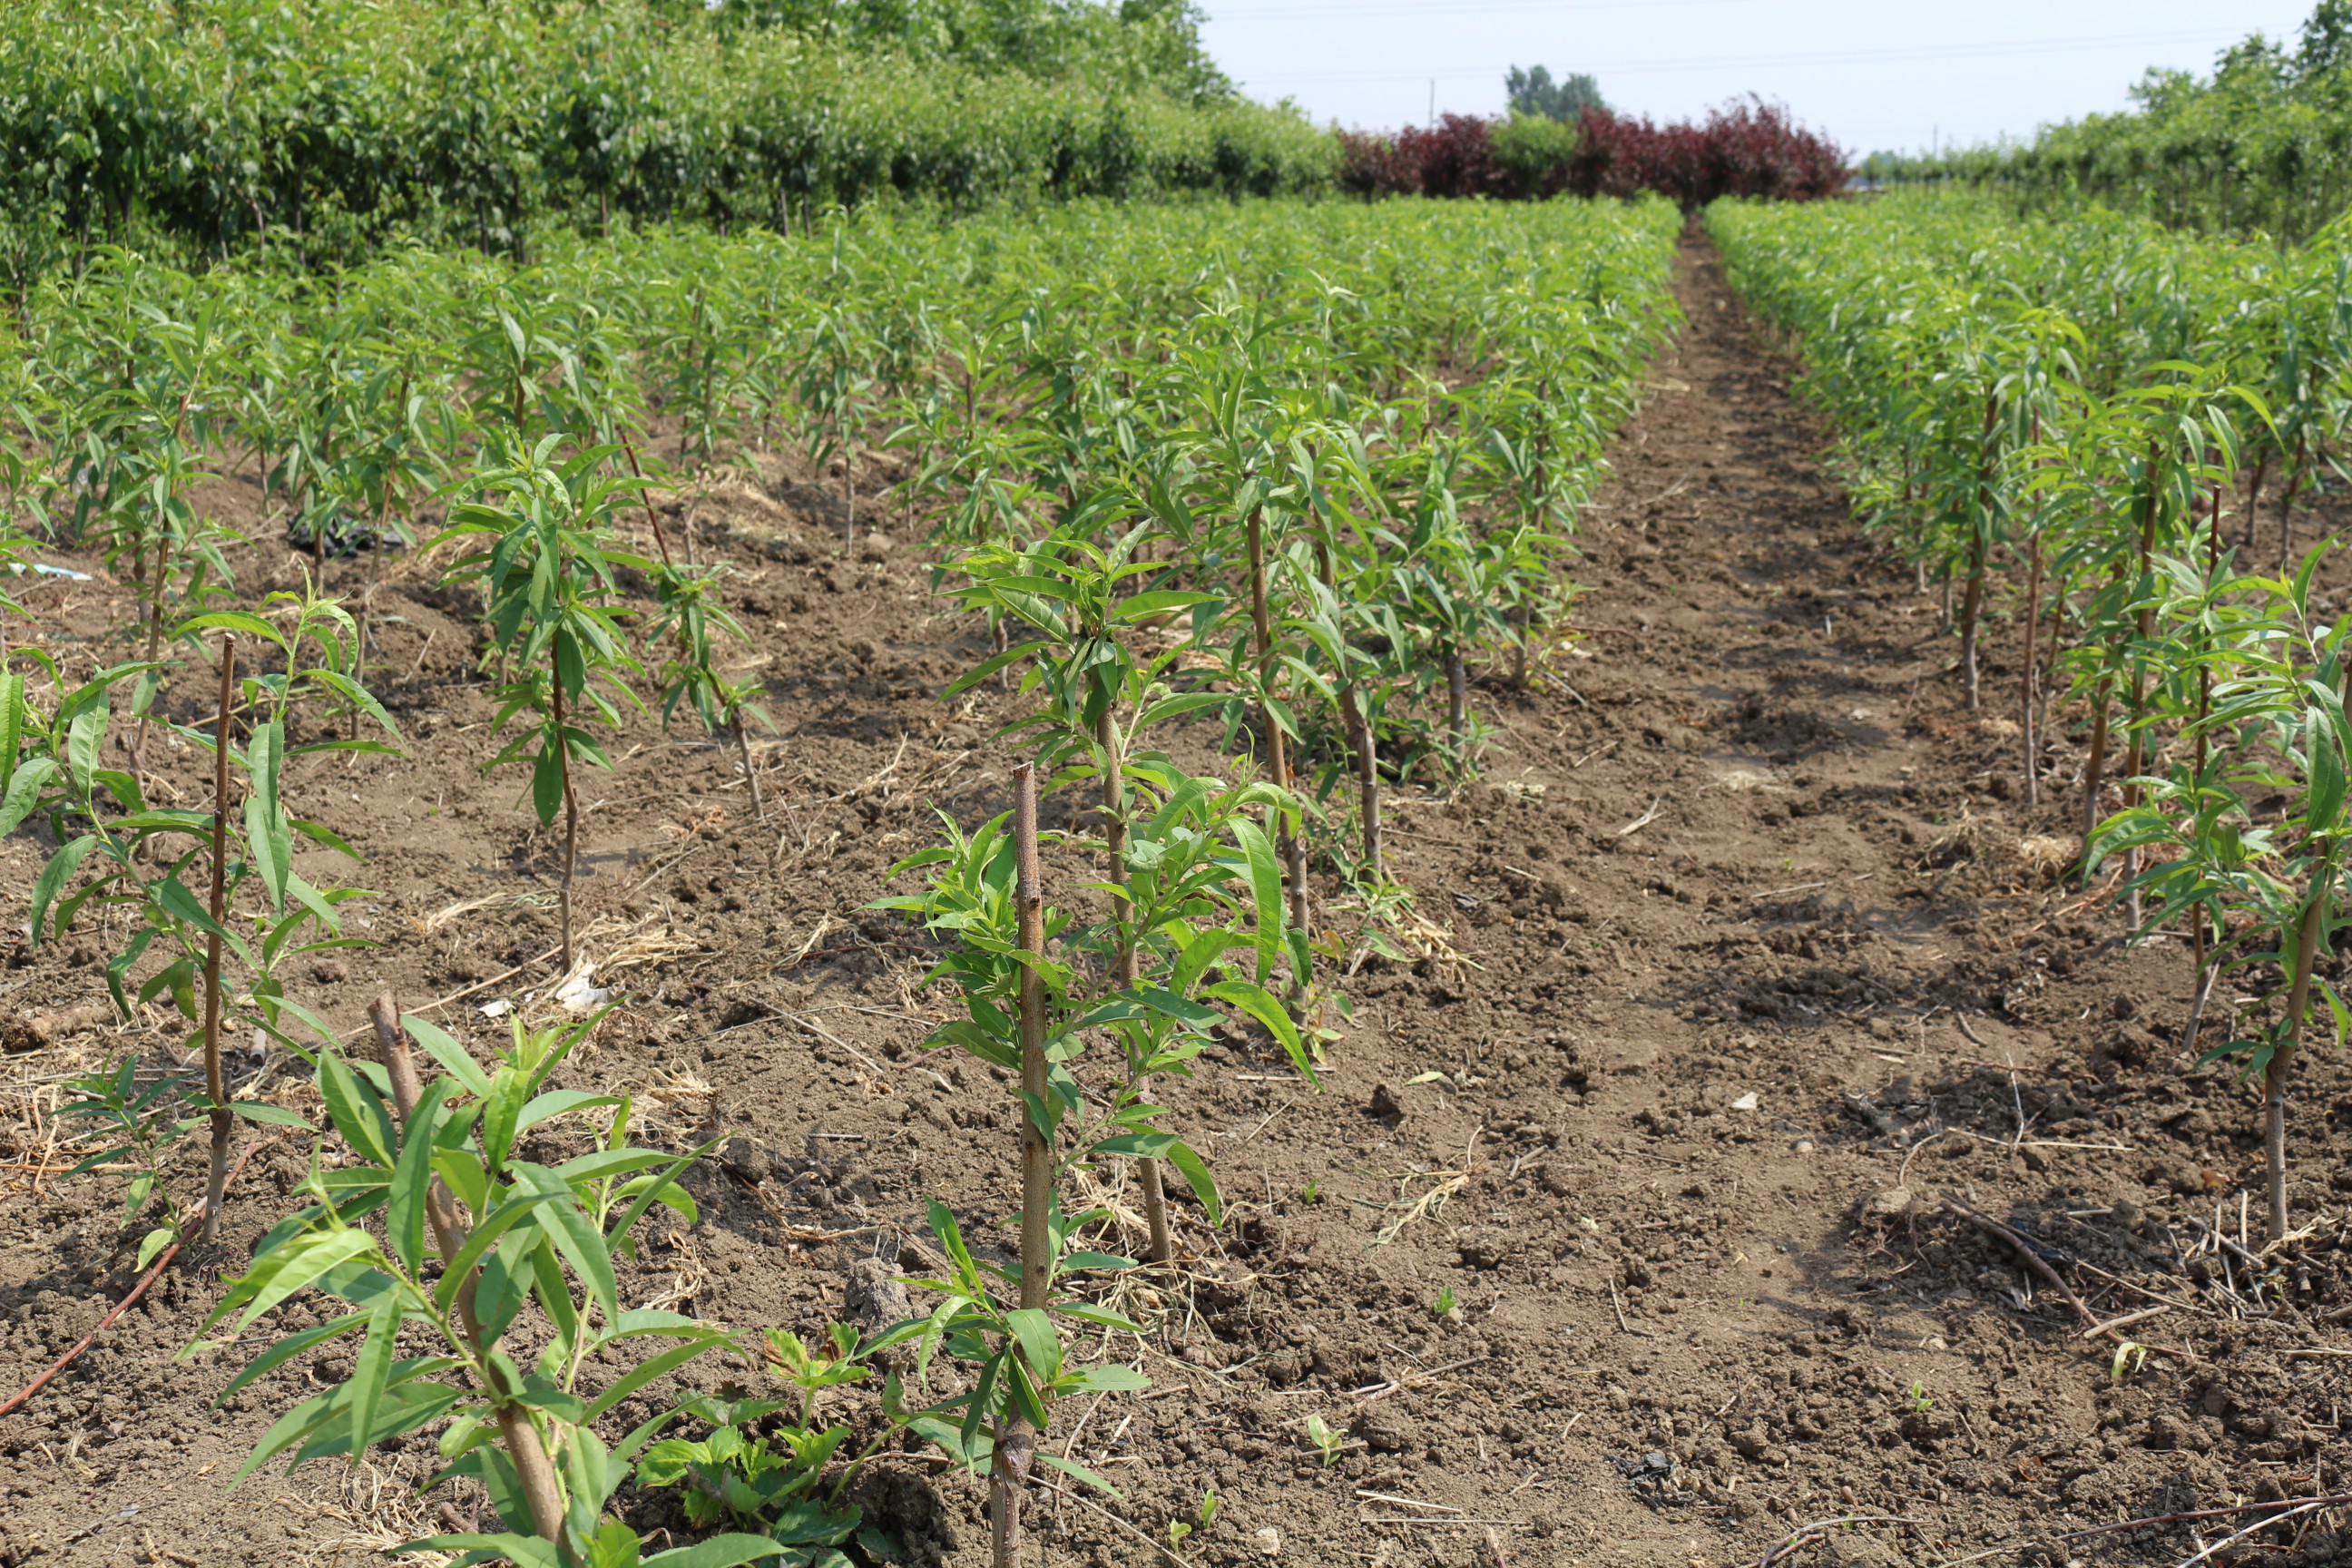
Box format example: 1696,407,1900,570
1338,97,1845,206
1567,97,1846,204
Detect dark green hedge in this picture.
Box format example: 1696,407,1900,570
0,0,1336,278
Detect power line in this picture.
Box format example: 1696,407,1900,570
1230,26,2245,86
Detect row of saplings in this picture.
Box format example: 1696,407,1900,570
8,434,1328,1568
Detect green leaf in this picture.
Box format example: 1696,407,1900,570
509,1162,621,1329
1229,818,1284,985
0,754,56,836
588,1522,644,1568
641,1535,801,1568
392,1536,561,1568
1004,1308,1062,1388
402,1015,495,1102
1090,1132,1177,1159
434,1196,552,1316
517,1089,621,1132
231,1387,341,1485
551,1149,679,1184
387,1079,452,1275
941,639,1052,701
1205,979,1316,1086
211,1310,368,1399
582,1336,732,1423
65,703,105,792
153,877,228,942
29,834,96,945
345,1297,400,1473
229,1101,311,1129
315,1046,396,1169
288,817,363,859
1161,1138,1221,1227
134,1226,176,1271
1056,1250,1137,1272
226,1230,380,1337
1034,1450,1125,1499
0,667,23,797
531,743,564,827
176,611,285,647
245,720,290,909
602,1138,720,1255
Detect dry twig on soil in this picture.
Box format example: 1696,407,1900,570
1757,1514,1921,1568
0,1132,286,1417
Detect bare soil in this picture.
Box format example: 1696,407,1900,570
5,234,2352,1568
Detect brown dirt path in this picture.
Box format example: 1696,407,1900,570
4,230,2351,1568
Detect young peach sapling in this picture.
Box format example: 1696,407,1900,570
22,595,401,1245
645,557,774,821
877,765,1170,1568
936,516,1313,1261
198,1002,760,1568
437,437,648,974
2099,546,2352,1244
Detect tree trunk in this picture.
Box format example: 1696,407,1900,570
1245,510,1308,945
2079,671,2114,872
1094,708,1170,1264
997,762,1052,1567
1341,683,1379,878
1957,555,1984,711
1446,646,1468,755
734,712,765,820
2244,446,2269,554
2269,879,2329,1243
1961,390,1997,712
367,995,566,1542
128,529,172,784
2122,438,2162,930
2278,435,2309,573
197,638,235,1245
2020,534,2043,805
2189,478,2222,1035
553,677,578,974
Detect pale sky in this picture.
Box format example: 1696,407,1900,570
1199,0,2313,157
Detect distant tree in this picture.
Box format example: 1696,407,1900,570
2300,0,2352,80
1506,64,1606,122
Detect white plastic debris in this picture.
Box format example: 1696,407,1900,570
9,563,92,580
477,997,514,1018
1730,1091,1760,1112
554,964,612,1014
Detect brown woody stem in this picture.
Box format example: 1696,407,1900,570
552,676,578,973
197,637,235,1245
1000,761,1052,1567
366,991,568,1542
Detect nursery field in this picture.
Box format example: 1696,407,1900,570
5,190,2352,1568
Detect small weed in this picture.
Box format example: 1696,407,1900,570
2110,1340,2148,1382
1908,1380,1934,1412
1301,1177,1322,1205
1303,1414,1347,1468
1169,1490,1217,1551
1432,1285,1460,1320
57,1058,207,1268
